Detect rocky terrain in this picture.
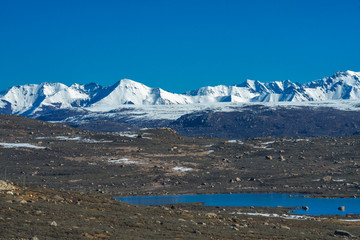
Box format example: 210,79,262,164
1,113,360,197
170,105,360,139
1,181,360,239
0,113,360,239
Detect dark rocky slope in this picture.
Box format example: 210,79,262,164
170,106,360,139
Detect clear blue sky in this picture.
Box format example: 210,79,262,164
1,0,360,93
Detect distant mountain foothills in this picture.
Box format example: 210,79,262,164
1,70,360,138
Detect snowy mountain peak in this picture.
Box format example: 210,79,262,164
307,70,360,88
0,82,90,114
324,70,360,85
1,70,360,116
118,78,146,86
332,70,359,77
238,79,256,89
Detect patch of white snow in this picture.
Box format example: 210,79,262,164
253,145,273,150
118,132,138,138
0,143,45,149
56,136,82,141
232,212,325,221
172,167,193,172
332,179,346,182
108,158,139,164
207,150,215,154
339,219,360,222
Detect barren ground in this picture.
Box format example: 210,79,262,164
0,114,360,239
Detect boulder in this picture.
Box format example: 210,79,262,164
49,221,58,227
205,212,217,218
338,206,345,211
0,180,15,191
334,230,353,237
322,176,332,183
301,206,309,211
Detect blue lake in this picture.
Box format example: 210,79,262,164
115,193,360,215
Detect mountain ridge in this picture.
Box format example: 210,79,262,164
1,70,360,116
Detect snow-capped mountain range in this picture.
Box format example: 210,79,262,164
1,70,360,117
